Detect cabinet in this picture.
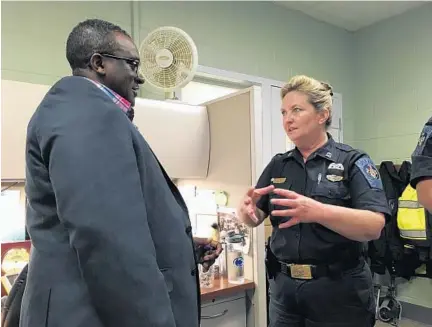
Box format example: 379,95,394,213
201,295,246,327
1,80,50,180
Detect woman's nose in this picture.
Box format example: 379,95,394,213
285,112,294,123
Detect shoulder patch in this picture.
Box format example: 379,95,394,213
355,157,383,190
413,125,432,156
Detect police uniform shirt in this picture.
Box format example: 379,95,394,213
410,117,432,188
256,135,391,264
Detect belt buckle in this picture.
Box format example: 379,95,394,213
289,264,313,280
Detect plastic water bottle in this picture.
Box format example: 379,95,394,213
226,234,245,284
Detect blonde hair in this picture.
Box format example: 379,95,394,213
280,75,333,127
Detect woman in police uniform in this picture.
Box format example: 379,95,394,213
238,75,390,327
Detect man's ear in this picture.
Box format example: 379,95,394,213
89,53,105,75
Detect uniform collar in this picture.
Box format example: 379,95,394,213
283,133,337,162
314,134,337,162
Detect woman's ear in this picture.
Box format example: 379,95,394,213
319,108,330,125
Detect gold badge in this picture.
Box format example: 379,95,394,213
271,177,286,184
326,174,344,182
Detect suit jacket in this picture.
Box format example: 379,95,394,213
21,76,200,327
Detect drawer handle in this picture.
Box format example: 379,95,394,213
201,309,229,319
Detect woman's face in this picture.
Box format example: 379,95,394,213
281,91,328,146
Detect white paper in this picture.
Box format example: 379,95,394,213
195,214,218,238
194,189,217,214
0,190,26,242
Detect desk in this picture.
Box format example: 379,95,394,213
201,277,254,301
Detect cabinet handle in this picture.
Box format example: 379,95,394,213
201,309,229,319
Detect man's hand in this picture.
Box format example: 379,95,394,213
239,185,274,224
270,189,323,228
193,237,223,272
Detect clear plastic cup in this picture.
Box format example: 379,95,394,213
199,264,215,288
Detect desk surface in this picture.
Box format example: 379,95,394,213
200,277,255,301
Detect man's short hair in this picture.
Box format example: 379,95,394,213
66,19,131,71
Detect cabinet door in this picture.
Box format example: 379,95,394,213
201,297,246,327
1,80,50,180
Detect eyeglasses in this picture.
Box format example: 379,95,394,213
100,53,140,73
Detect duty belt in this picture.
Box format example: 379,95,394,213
278,259,363,280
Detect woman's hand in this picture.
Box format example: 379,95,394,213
239,185,274,224
270,188,323,228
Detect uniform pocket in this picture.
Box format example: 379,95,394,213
269,180,293,227
269,180,293,205
311,182,350,206
310,182,352,243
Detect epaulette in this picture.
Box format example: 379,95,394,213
334,142,367,156
274,152,286,158
277,149,295,160
334,142,355,152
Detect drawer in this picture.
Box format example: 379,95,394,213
201,297,246,327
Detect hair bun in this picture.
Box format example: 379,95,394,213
321,82,333,96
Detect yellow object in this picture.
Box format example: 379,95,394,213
208,223,220,247
397,184,427,241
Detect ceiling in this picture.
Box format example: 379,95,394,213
275,1,428,32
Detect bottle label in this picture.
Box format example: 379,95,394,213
233,256,244,267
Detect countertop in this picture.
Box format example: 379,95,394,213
200,277,255,301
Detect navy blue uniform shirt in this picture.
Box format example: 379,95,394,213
256,135,391,264
410,117,432,188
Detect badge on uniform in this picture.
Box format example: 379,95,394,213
326,162,344,182
413,125,432,156
355,157,383,190
271,177,286,184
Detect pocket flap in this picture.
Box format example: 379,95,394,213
270,179,293,197
312,184,349,199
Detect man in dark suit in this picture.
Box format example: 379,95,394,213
21,19,220,327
